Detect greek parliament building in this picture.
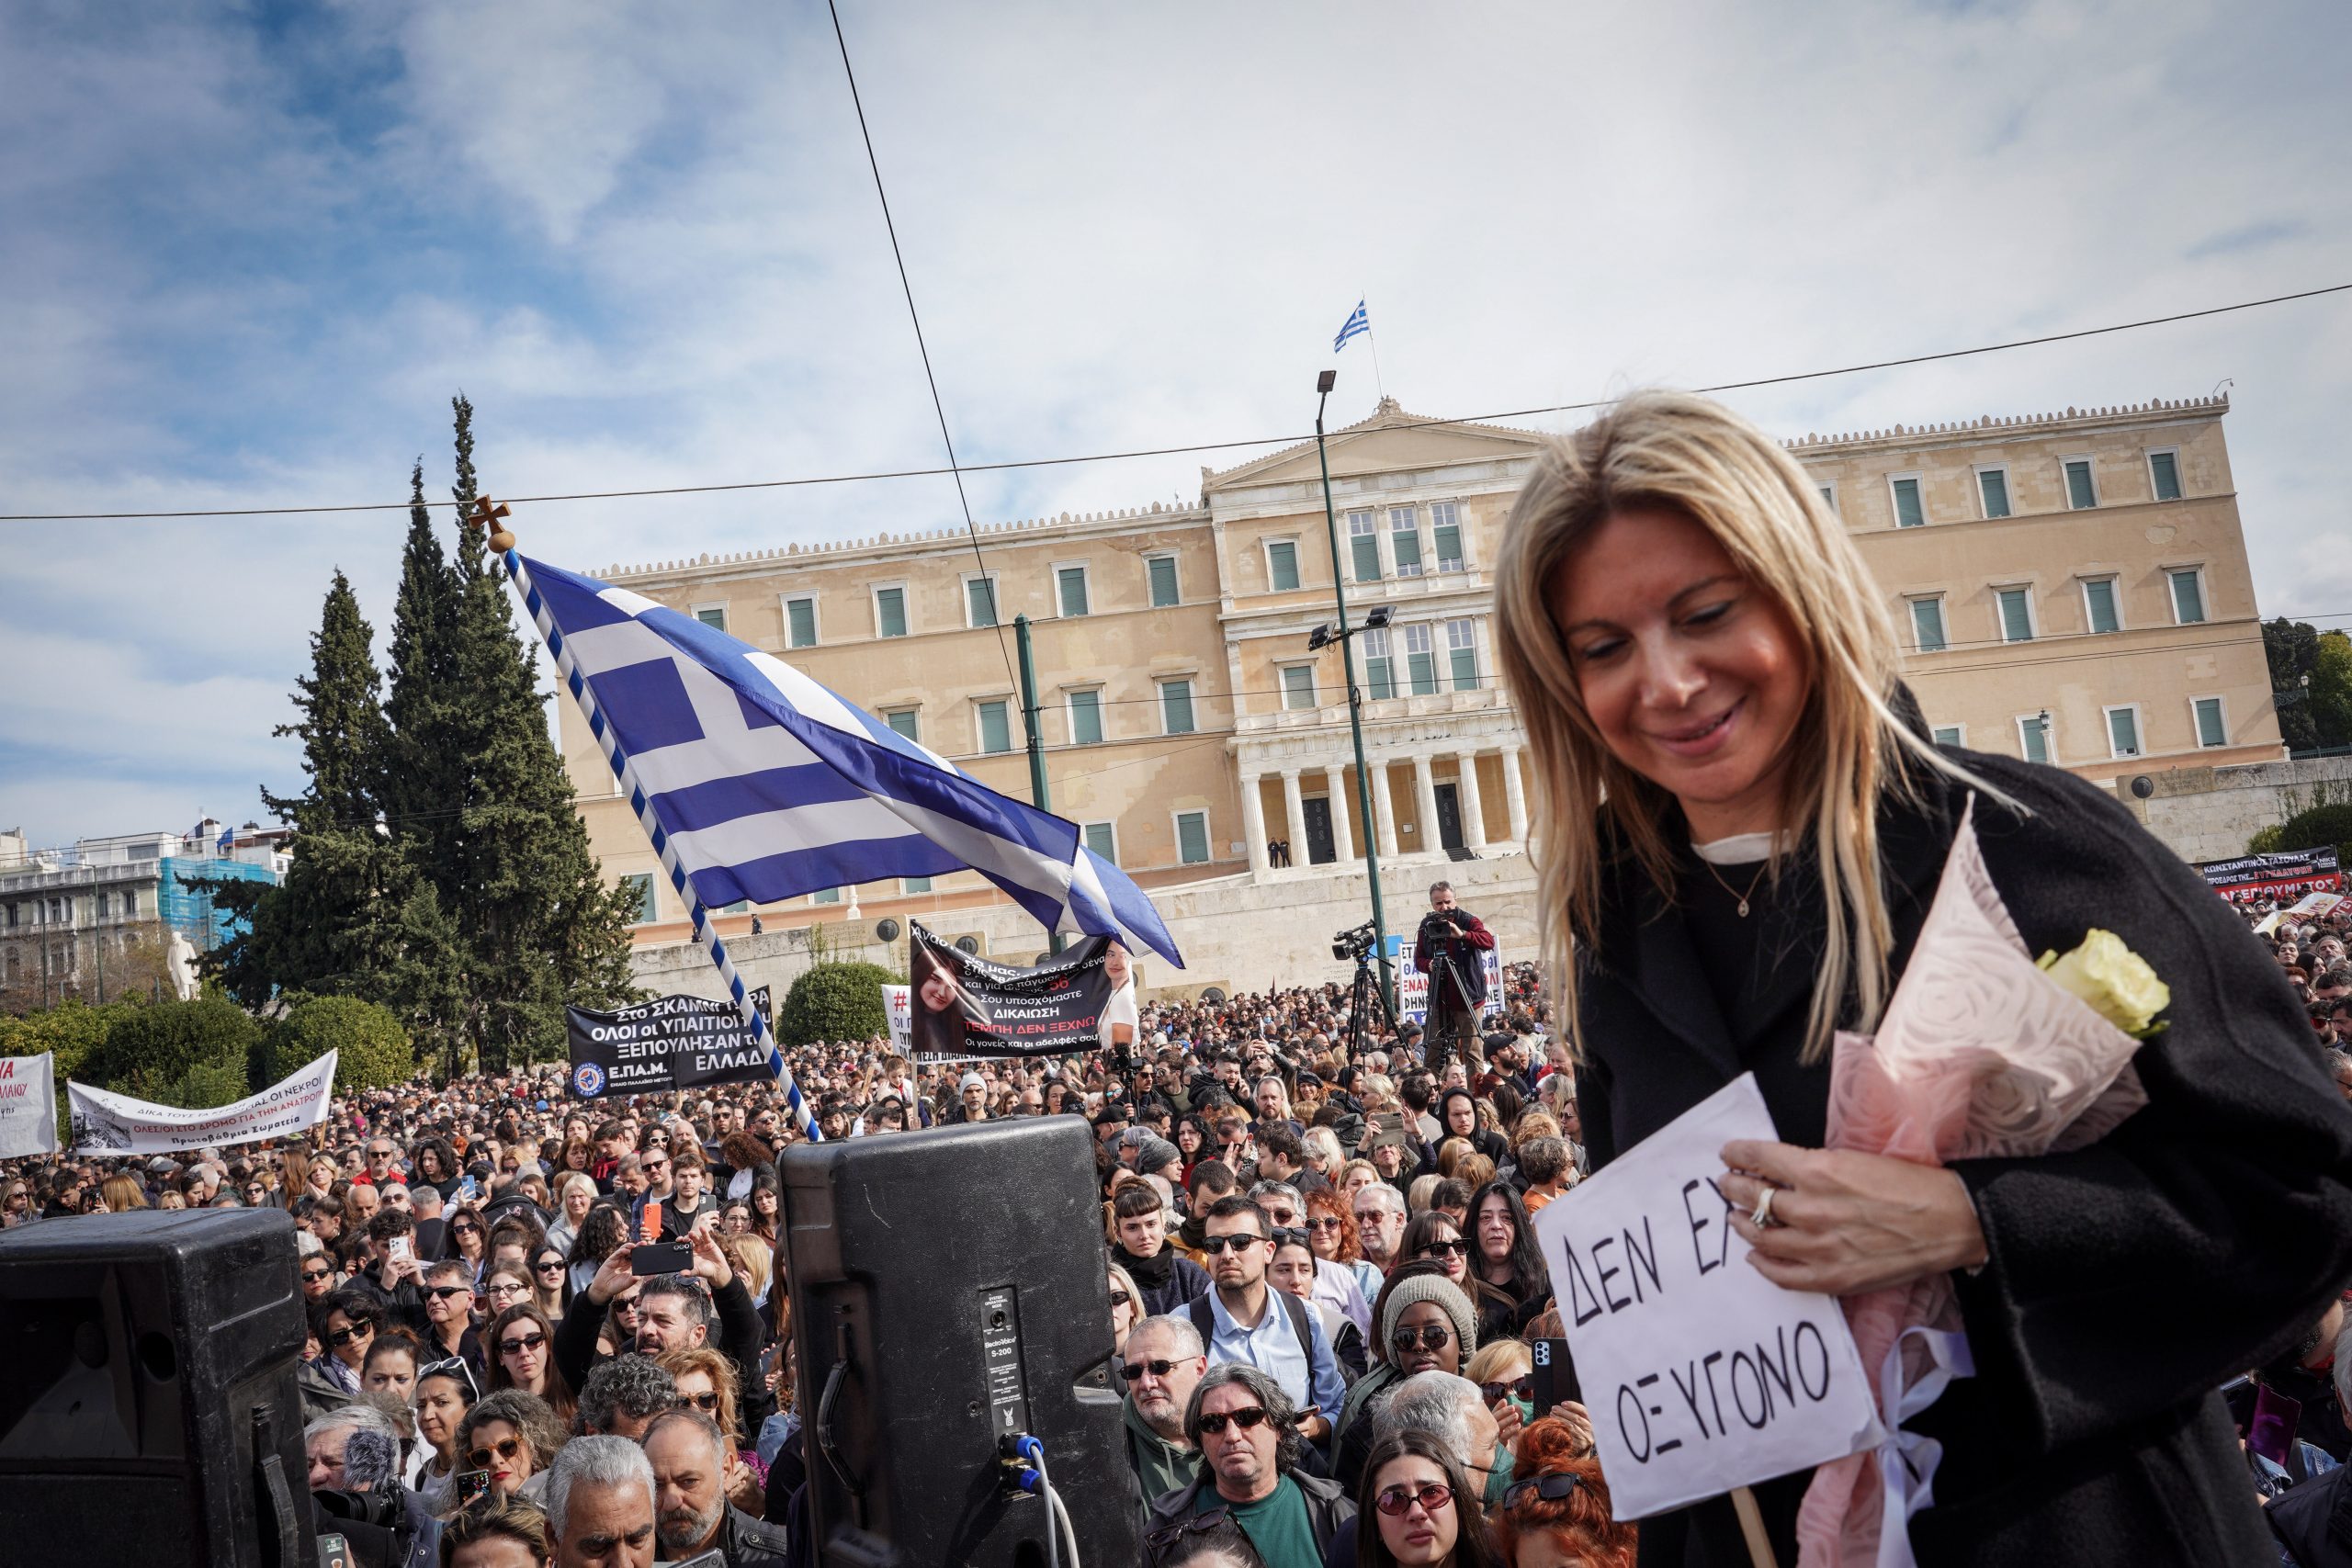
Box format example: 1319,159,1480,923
565,392,2278,999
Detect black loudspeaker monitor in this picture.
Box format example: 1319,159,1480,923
783,1116,1138,1566
0,1208,317,1568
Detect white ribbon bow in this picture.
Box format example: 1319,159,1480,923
1871,1324,1975,1568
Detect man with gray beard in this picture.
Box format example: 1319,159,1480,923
642,1407,790,1566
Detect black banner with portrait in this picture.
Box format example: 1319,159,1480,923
908,921,1136,1057
564,987,775,1099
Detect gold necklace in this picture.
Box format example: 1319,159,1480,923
1701,856,1771,918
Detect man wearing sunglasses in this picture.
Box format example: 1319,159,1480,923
1188,1198,1346,1452
1142,1364,1352,1568
1120,1316,1208,1517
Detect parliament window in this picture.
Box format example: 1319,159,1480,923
1266,541,1301,592
2082,577,2121,635
1976,467,2013,520
966,575,999,628
1430,502,1464,572
1057,565,1091,617
1082,821,1117,864
977,699,1012,755
1348,511,1381,582
2017,712,2053,765
2104,705,2143,760
1363,628,1395,700
1997,586,2035,643
884,709,920,742
1068,689,1104,746
1174,810,1211,865
1403,624,1438,695
1390,508,1423,577
1280,666,1316,710
1909,596,1948,653
1148,556,1181,607
1890,475,1926,529
874,585,908,638
2064,458,2098,510
1160,679,1197,735
2148,448,2183,501
693,604,728,632
1446,619,1478,691
784,594,819,648
2194,696,2227,749
2168,568,2207,625
621,874,658,924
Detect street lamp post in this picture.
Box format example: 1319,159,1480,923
1311,370,1394,1010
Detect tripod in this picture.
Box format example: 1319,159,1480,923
1346,945,1397,1058
1423,950,1484,1074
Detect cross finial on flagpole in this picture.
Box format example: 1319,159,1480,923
469,495,517,552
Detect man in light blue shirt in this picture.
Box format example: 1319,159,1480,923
1191,1195,1347,1443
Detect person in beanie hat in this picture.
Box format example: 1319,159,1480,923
1332,1261,1479,1492
1133,1135,1183,1185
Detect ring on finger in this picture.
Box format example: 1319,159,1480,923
1751,1184,1781,1229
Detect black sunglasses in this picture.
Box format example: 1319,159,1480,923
466,1437,524,1468
1499,1472,1584,1510
1198,1233,1266,1255
327,1324,374,1346
535,1258,566,1273
1118,1358,1186,1382
1483,1375,1535,1404
1418,1237,1471,1258
680,1390,720,1413
425,1284,472,1300
1391,1324,1454,1353
499,1332,547,1356
1197,1405,1274,1436
301,1267,334,1283
1109,1289,1133,1308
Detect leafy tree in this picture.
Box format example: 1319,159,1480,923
2313,633,2352,752
775,961,898,1047
266,995,416,1091
153,1061,250,1110
89,996,257,1101
2265,619,2352,751
2260,801,2352,873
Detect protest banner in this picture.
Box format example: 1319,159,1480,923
908,922,1127,1057
0,1052,58,1157
68,1051,337,1156
883,984,912,1054
1390,934,1505,1027
1529,1073,1880,1521
2196,845,2342,904
565,987,775,1100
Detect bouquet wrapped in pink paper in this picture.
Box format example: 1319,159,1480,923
1794,798,2165,1568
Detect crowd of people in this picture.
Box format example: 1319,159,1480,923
6,869,2352,1566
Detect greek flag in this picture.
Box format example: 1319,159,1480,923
515,556,1183,965
1333,299,1369,353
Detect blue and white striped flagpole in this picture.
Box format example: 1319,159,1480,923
486,511,822,1144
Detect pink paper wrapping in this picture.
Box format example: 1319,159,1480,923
1793,799,2147,1568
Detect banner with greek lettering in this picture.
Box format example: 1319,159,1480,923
883,985,912,1054
2196,845,2342,904
565,988,775,1099
1528,1073,1880,1519
0,1052,58,1157
68,1051,337,1156
908,921,1127,1057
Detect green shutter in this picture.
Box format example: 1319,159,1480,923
1978,469,2011,519
1892,478,1925,528
1162,682,1195,734
813,886,841,904
1931,726,1962,747
623,874,657,923
1391,523,1422,576
1148,557,1180,607
1070,691,1102,745
1449,646,1476,691
696,606,727,631
1408,651,1437,694
876,587,907,638
2150,450,2182,501
902,876,932,894
2195,698,2226,748
1268,543,1300,592
1351,535,1382,582
787,599,817,648
2084,579,2120,634
967,578,998,626
887,710,919,741
2170,570,2206,624
2107,708,2140,757
978,701,1011,755
1910,599,1946,652
1366,656,1395,701
1058,567,1090,617
1083,822,1116,863
2064,460,2097,510
1998,589,2034,643
1176,812,1209,865
2020,717,2050,764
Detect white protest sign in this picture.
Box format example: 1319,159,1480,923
1529,1072,1880,1520
1389,934,1505,1027
0,1052,59,1157
883,985,911,1053
68,1051,338,1156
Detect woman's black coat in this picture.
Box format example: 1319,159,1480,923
1572,750,2352,1567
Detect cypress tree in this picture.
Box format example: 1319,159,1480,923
384,459,465,840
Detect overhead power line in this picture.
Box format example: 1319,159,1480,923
2,282,2345,525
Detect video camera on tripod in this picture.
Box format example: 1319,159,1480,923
1331,920,1378,962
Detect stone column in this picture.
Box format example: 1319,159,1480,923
1457,750,1488,850
1241,770,1269,876
1413,754,1439,853
1325,764,1353,861
1281,770,1307,869
1501,746,1530,843
1371,761,1399,859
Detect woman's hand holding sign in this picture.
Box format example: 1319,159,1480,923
1718,1140,1988,1297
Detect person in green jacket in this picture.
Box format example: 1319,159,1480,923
1123,1314,1209,1517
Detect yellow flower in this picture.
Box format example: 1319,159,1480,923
2037,929,2170,1039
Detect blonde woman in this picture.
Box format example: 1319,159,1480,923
1492,389,2352,1565
100,1174,147,1213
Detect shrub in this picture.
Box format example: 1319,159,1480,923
266,995,416,1092
91,996,258,1101
775,962,898,1048
2257,802,2352,874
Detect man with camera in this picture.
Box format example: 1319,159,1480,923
1413,881,1495,1074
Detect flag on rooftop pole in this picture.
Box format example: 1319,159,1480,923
481,508,1185,1134
1333,299,1370,353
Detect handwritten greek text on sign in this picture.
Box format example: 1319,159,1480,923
1528,1074,1880,1519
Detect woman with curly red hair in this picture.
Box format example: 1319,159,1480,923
1487,1416,1634,1568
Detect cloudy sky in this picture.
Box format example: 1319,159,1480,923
4,0,2347,846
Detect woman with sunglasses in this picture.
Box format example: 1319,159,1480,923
657,1345,769,1517
445,1202,489,1276
1333,1265,1479,1494
454,1389,566,1506
1304,1190,1385,1313
1355,1430,1501,1568
307,1287,385,1398
1485,1417,1634,1568
411,1356,480,1514
527,1247,569,1323
1107,1260,1145,1356
487,1302,576,1427
1463,1341,1535,1438
1397,1212,1514,1342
